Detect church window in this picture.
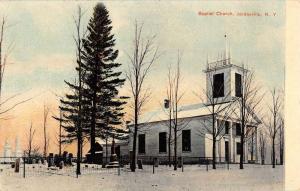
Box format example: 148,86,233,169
236,142,242,155
213,73,224,98
138,134,145,154
182,130,191,152
159,132,167,153
225,121,229,134
235,73,242,97
236,123,241,136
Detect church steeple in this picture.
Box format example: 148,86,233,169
203,35,246,104
224,34,231,65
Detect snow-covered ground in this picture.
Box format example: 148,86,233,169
0,164,284,191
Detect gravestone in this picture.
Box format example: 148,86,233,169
154,158,159,167
54,154,59,167
63,151,68,164
48,153,54,167
58,161,64,169
15,158,20,172
68,153,73,165
129,151,133,169
106,135,119,168
137,159,143,169
178,157,182,168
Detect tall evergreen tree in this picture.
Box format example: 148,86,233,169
81,3,127,163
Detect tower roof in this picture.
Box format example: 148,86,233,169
203,58,247,73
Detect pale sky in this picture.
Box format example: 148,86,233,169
0,1,285,154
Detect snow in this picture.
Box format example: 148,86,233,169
0,164,284,191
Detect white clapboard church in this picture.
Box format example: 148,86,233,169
128,52,261,164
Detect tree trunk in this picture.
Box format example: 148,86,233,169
272,137,275,168
212,136,216,169
106,137,108,165
90,92,96,164
168,117,172,167
76,137,81,175
131,94,138,172
280,145,283,165
131,122,137,172
251,132,254,161
59,110,62,157
131,68,140,172
212,112,216,169
173,127,177,170
240,100,245,170
280,147,283,165
280,131,284,165
240,137,244,169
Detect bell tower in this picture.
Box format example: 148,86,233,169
203,35,246,104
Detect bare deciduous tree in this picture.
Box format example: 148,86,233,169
0,17,31,122
279,115,284,165
73,6,86,176
26,122,36,158
236,67,263,169
52,106,65,157
264,88,282,168
0,16,14,101
42,104,50,157
126,21,159,172
162,65,174,168
163,51,190,170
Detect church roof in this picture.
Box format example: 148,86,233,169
138,103,215,124
136,101,261,125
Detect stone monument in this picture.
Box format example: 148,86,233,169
106,134,119,168
3,139,12,163
14,137,22,158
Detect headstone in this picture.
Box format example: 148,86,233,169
137,159,143,169
48,153,54,167
154,158,159,167
3,139,12,163
68,153,73,165
59,161,64,169
106,134,119,168
15,158,20,173
177,157,182,168
63,151,68,163
129,151,133,169
54,154,58,167
14,137,23,158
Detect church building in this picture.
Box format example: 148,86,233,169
128,54,260,164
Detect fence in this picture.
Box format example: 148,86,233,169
120,156,227,165
0,156,281,178
0,156,120,178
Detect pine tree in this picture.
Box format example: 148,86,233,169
81,3,127,163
